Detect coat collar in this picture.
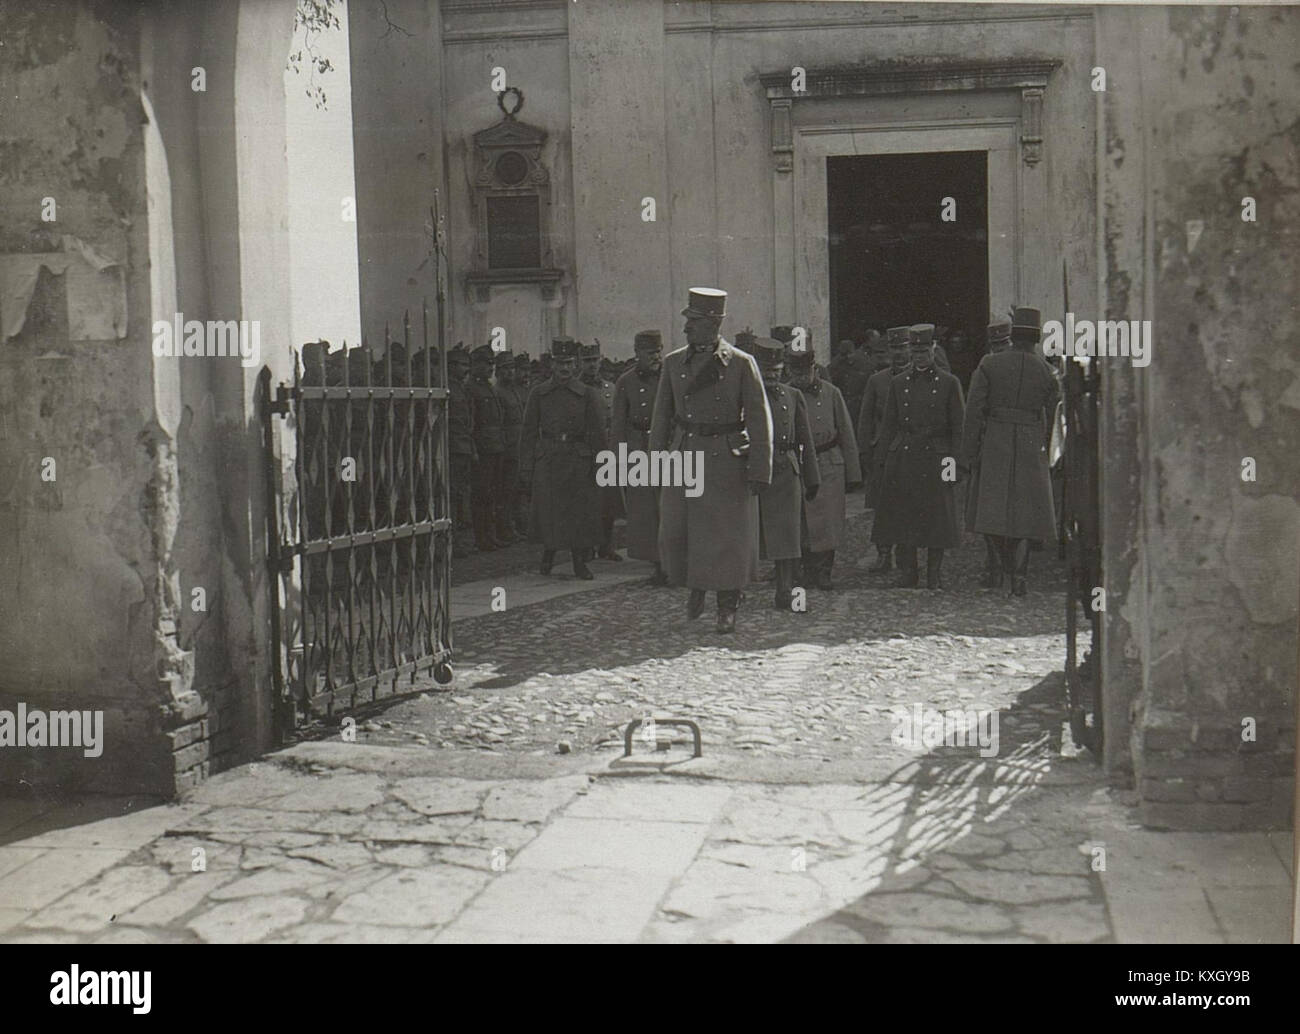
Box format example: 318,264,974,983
793,371,821,395
540,377,588,397
687,337,733,367
907,363,940,382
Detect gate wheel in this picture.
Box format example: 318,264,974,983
433,661,454,685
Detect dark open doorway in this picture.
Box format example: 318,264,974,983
827,151,989,348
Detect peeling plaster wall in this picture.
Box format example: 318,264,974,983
0,0,295,795
1102,5,1299,829
0,2,178,791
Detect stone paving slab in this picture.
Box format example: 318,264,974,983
433,866,667,943
1205,885,1293,944
0,846,133,914
512,816,709,874
0,754,1289,943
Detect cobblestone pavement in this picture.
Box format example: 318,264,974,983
348,507,1071,765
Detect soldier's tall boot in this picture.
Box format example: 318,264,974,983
774,559,794,611
539,549,555,575
980,535,1003,588
869,544,893,573
895,547,919,588
816,551,835,590
716,589,739,634
647,562,669,587
1011,539,1030,596
572,548,594,580
597,515,622,561
686,589,706,621
926,548,945,590
999,536,1016,588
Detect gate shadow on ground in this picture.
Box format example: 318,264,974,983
771,669,1109,943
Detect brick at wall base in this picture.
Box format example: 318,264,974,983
173,762,211,793
1139,796,1292,832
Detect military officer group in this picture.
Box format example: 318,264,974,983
448,286,1060,633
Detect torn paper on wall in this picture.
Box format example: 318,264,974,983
0,235,127,342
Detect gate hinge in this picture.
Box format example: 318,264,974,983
268,385,292,417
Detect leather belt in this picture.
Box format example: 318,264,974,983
989,406,1041,426
677,419,743,437
814,436,840,454
774,440,797,453
540,431,586,442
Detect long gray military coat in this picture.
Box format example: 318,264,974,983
649,339,773,591
757,381,819,561
519,378,606,549
798,376,862,553
612,365,661,562
872,364,965,549
962,347,1060,542
856,366,895,508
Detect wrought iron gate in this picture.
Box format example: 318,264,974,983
1060,354,1102,752
263,308,453,734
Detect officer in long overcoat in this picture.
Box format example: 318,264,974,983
519,337,607,580
788,344,862,590
748,334,819,611
872,324,966,589
964,317,1012,587
580,340,624,562
612,329,666,584
857,325,911,572
962,306,1059,596
651,288,773,633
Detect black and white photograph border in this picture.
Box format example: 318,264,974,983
0,0,1296,951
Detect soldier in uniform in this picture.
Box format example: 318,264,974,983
962,307,1059,596
493,349,524,543
580,340,624,562
651,288,773,633
944,328,982,394
466,345,509,551
771,325,830,382
446,344,476,559
519,337,607,580
872,324,966,589
787,342,862,590
857,325,911,572
747,333,819,610
966,317,1013,586
612,329,667,584
831,334,875,436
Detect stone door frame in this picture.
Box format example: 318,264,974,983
761,61,1058,357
